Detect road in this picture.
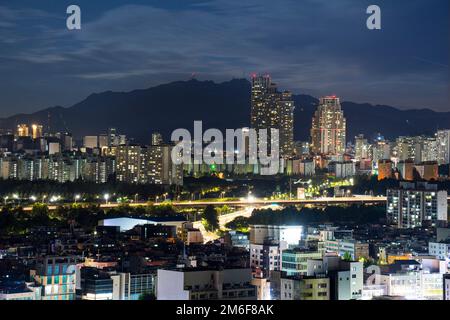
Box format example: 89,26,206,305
193,206,256,243
19,195,394,211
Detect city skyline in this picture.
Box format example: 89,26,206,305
0,0,448,118
0,0,449,305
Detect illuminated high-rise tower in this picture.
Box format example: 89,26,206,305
250,75,294,157
31,124,43,139
17,124,30,137
278,91,295,157
310,96,346,155
251,74,273,130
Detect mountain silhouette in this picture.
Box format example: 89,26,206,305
0,79,448,144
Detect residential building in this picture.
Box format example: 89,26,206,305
310,96,346,155
280,275,329,300
156,268,256,300
387,182,448,228
281,249,322,276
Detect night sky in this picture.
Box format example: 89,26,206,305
0,0,448,117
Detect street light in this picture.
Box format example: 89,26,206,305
74,194,81,203
12,194,20,205
104,193,110,204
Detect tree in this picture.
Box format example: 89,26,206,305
30,203,51,226
202,205,219,232
225,216,249,232
342,252,353,261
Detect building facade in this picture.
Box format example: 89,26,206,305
310,96,346,155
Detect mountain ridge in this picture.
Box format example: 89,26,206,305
0,78,448,143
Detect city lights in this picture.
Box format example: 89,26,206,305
0,1,447,306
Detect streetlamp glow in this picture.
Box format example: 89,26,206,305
104,193,110,204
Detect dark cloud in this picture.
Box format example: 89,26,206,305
0,0,448,117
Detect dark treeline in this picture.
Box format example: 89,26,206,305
0,203,180,236
0,179,167,200
351,175,400,195
351,175,450,195
225,205,386,230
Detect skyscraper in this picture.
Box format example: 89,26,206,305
310,96,346,155
250,75,294,157
16,124,29,137
278,91,295,157
31,124,43,139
